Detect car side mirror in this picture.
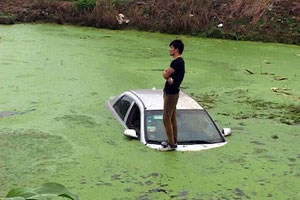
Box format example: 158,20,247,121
124,129,138,138
222,128,232,137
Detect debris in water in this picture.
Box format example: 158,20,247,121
261,72,275,75
148,188,167,194
271,87,292,95
274,76,287,81
264,60,271,64
245,69,254,74
272,135,279,139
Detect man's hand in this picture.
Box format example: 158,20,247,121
162,67,175,79
167,77,174,85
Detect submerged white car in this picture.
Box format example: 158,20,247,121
107,89,231,151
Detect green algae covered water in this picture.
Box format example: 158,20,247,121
0,24,300,199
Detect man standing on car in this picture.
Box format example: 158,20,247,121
161,39,185,151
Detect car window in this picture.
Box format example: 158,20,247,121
126,104,141,135
145,110,224,144
113,95,133,120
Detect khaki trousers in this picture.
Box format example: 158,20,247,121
163,93,179,145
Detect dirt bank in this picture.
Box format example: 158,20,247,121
0,0,299,44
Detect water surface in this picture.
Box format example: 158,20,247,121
0,24,300,199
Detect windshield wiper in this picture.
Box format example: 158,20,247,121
180,140,213,144
147,140,216,145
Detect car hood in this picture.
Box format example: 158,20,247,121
146,142,227,151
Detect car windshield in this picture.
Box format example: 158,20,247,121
145,110,224,144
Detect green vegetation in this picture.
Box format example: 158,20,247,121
1,0,299,44
74,0,130,12
3,183,78,200
0,12,16,24
75,0,96,12
0,24,299,199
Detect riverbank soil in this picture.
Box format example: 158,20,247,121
0,0,299,44
0,24,300,199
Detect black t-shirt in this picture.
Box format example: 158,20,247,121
164,57,185,94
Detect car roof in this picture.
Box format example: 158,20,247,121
129,89,203,110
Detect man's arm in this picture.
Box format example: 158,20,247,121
162,67,175,79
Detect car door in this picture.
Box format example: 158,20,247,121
126,103,141,136
113,95,133,123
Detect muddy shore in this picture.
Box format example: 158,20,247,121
0,0,299,44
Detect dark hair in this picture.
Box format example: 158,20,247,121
169,39,184,54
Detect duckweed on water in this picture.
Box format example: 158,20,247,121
233,97,300,125
0,24,300,199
